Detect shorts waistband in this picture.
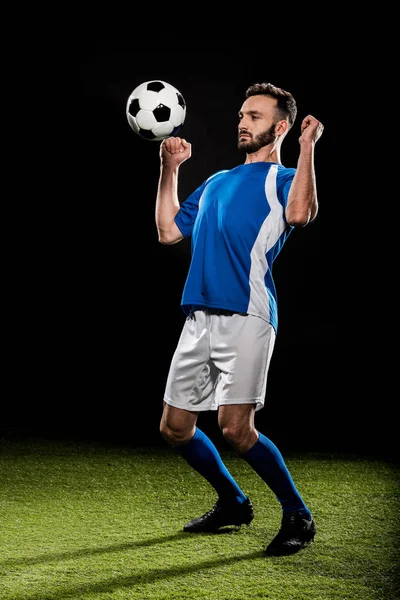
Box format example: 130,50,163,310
190,305,246,317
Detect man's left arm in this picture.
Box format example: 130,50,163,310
285,115,324,227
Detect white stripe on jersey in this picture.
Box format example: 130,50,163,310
248,164,286,319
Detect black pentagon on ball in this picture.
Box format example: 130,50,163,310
128,98,140,118
146,81,165,93
138,128,158,140
153,103,171,122
176,93,185,108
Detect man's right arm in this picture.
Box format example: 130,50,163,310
156,137,192,245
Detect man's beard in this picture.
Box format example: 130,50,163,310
238,124,276,153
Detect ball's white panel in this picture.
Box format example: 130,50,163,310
138,90,160,111
135,109,157,129
170,105,186,127
158,87,179,108
130,81,149,98
152,121,175,139
126,113,139,132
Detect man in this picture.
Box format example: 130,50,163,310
155,82,324,556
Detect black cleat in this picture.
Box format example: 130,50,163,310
265,511,316,556
184,497,254,533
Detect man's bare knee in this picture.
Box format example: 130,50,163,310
160,404,198,447
160,421,192,446
221,423,245,446
222,425,257,453
218,405,257,453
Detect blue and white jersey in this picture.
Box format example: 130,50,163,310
174,162,296,333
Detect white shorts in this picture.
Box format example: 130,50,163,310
164,308,276,412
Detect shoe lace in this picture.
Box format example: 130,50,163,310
281,512,309,532
202,500,221,519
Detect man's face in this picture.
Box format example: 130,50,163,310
237,95,278,153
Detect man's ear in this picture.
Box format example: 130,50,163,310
275,120,289,136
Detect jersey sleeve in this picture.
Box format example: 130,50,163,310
174,180,207,238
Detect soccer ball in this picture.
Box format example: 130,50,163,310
126,80,186,141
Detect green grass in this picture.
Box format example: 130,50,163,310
0,436,399,600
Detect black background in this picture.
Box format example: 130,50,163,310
3,40,391,459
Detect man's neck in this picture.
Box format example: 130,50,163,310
244,145,281,165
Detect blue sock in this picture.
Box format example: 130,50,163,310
242,432,311,517
176,428,247,505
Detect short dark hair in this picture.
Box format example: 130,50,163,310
245,83,297,128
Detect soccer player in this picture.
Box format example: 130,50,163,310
155,82,324,555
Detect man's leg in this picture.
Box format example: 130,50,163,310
219,404,316,554
160,402,253,531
